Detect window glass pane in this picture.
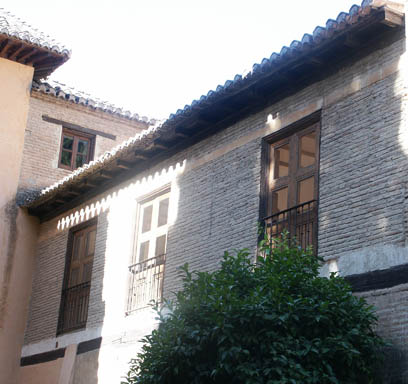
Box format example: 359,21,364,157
298,177,314,204
300,132,316,168
158,198,169,227
142,205,153,233
77,139,89,155
139,241,150,262
273,144,289,179
63,135,74,150
272,187,288,213
75,154,87,168
61,150,72,166
155,235,167,257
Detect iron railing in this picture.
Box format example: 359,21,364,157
127,254,165,314
57,281,91,334
261,200,318,252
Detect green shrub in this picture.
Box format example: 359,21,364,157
123,237,384,384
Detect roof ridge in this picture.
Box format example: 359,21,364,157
32,79,159,125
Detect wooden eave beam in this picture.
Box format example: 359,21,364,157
153,139,170,150
16,47,37,62
65,189,81,196
134,152,148,160
0,38,8,54
174,130,189,139
98,170,114,179
381,8,404,28
0,42,14,58
25,51,49,65
7,43,24,60
116,159,133,169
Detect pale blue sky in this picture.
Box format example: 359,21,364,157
2,0,358,119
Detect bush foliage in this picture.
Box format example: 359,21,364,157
123,237,384,384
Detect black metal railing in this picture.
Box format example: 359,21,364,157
127,254,165,314
261,200,318,252
57,281,91,334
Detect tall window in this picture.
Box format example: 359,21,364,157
262,120,320,251
59,128,94,170
57,222,97,334
127,190,170,313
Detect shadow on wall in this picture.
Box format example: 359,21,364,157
318,60,408,381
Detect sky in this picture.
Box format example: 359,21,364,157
2,0,358,120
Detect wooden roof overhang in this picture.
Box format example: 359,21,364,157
25,4,404,222
0,34,69,79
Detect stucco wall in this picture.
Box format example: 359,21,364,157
22,35,408,383
19,358,63,384
19,93,148,192
0,57,41,384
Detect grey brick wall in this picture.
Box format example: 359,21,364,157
24,231,68,344
24,34,408,364
164,140,262,296
357,284,408,383
319,70,407,260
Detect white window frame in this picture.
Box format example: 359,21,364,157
134,189,171,263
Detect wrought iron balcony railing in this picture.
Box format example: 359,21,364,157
261,200,318,252
57,281,91,335
127,254,165,314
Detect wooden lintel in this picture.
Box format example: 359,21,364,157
42,116,116,140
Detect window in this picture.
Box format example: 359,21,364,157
59,128,95,170
57,221,97,334
262,119,320,251
127,190,170,313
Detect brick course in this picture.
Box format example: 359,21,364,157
19,93,148,192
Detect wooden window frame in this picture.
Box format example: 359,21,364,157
260,112,321,219
57,218,97,335
58,127,95,171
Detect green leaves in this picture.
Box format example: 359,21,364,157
123,237,385,384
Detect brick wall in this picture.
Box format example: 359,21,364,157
19,93,148,192
22,33,408,382
24,230,68,344
357,285,408,382
319,70,407,262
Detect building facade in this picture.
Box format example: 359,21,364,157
1,1,408,383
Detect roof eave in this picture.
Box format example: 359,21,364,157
0,34,70,79
23,3,405,221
